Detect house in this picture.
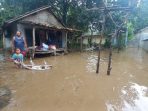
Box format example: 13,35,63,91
132,27,148,52
2,6,77,58
141,38,148,52
81,34,105,45
139,28,148,52
78,32,105,51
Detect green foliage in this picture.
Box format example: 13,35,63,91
124,0,148,32
118,33,126,49
127,22,134,40
0,37,2,48
103,38,111,48
0,1,23,26
0,0,146,50
68,42,81,51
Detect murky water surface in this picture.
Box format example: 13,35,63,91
0,48,148,111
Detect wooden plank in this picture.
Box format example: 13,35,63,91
35,51,54,54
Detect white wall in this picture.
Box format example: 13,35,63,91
138,30,148,51
141,40,148,52
82,37,105,45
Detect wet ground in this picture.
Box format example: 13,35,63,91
0,47,148,111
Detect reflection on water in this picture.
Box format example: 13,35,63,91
106,83,148,111
0,53,4,61
86,53,108,73
86,54,98,72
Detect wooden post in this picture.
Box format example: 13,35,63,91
32,27,36,58
117,31,120,53
46,30,48,40
96,13,105,74
80,36,83,52
125,26,128,47
107,35,112,75
2,31,5,49
65,31,68,52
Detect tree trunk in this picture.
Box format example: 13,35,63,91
62,0,68,25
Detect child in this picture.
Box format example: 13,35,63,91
12,48,24,67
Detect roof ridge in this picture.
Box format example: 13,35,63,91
5,5,52,25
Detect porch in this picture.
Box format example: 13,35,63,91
18,22,69,58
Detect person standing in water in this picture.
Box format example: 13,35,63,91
12,48,23,62
12,31,28,56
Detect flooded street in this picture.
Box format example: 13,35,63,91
0,48,148,111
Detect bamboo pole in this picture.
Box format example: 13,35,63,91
2,31,5,49
107,35,112,75
125,25,128,47
96,14,105,74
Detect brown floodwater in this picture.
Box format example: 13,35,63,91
0,48,148,111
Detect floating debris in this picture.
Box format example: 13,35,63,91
14,60,52,71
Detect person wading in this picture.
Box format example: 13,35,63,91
12,31,28,56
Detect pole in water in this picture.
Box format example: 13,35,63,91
96,13,105,74
96,47,101,74
107,50,112,75
107,36,112,75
